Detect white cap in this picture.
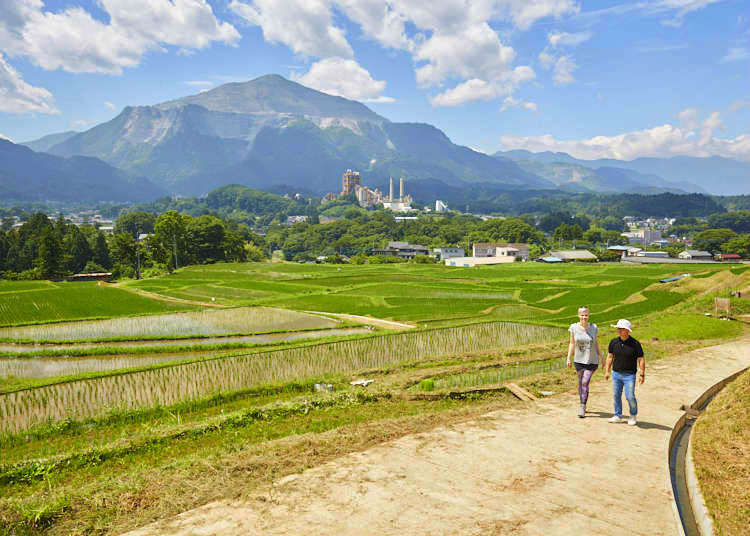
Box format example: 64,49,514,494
612,319,632,332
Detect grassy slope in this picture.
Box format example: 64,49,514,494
692,369,750,536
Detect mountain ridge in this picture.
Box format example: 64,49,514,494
0,139,166,203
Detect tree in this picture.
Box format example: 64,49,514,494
553,224,583,241
187,215,226,263
721,234,750,258
114,212,156,239
244,243,266,262
539,211,572,233
62,226,93,274
110,233,138,273
0,229,7,272
693,228,738,254
35,227,63,279
707,211,750,233
583,227,604,244
91,231,112,269
154,211,189,270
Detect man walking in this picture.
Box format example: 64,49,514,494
604,319,645,425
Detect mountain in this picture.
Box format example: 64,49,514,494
0,139,165,203
28,75,551,195
22,131,79,153
494,150,749,195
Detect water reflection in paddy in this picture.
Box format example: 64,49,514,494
0,327,370,378
0,327,371,355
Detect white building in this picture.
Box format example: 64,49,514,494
435,200,448,212
621,229,662,246
433,247,464,260
445,256,516,267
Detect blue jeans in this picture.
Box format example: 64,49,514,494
612,371,637,418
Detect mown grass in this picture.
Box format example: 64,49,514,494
692,369,750,536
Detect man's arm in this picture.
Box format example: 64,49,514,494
637,356,645,384
604,352,614,380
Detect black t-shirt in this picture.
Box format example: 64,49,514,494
608,336,644,374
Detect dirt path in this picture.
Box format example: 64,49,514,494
111,284,227,308
124,337,750,536
305,312,416,330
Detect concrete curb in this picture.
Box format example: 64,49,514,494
671,366,747,535
667,411,688,536
686,434,714,536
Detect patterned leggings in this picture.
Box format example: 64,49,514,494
576,366,597,405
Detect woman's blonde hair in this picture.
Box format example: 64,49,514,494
577,306,589,315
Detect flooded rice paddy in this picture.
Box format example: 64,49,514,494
0,327,370,377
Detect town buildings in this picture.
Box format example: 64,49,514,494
372,241,430,259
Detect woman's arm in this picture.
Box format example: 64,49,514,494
566,331,575,368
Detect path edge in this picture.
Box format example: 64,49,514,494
668,364,748,535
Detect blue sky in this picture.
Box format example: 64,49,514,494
1,0,748,161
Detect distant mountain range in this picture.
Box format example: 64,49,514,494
12,74,750,202
0,139,164,203
494,150,750,196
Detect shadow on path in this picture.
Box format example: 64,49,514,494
586,410,673,430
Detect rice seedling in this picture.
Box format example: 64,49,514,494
0,307,337,342
425,357,565,391
0,321,562,433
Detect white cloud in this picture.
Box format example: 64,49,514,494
499,0,580,30
721,47,750,63
71,119,91,129
0,133,12,142
0,53,58,115
729,99,750,112
430,79,499,107
430,66,535,107
104,101,116,111
548,31,591,47
578,0,726,26
539,52,577,85
499,110,750,161
185,80,214,87
499,96,538,112
335,0,412,51
0,0,239,75
655,0,725,26
677,108,699,130
291,57,393,102
230,0,352,58
415,22,516,87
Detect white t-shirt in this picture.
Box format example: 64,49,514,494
568,323,599,365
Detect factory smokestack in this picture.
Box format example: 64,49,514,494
389,177,394,201
400,177,404,199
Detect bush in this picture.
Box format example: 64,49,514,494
411,254,436,264
594,249,622,262
82,261,106,274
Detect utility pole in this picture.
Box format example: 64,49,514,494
136,242,141,280
173,234,179,270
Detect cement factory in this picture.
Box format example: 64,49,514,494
332,170,413,211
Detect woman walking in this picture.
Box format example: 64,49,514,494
566,306,602,418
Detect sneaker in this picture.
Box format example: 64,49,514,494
628,416,637,426
578,405,586,418
608,416,623,423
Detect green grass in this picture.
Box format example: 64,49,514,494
0,282,194,326
1,261,747,535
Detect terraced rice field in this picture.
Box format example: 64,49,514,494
0,321,562,433
0,307,338,342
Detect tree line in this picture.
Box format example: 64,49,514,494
0,211,264,280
